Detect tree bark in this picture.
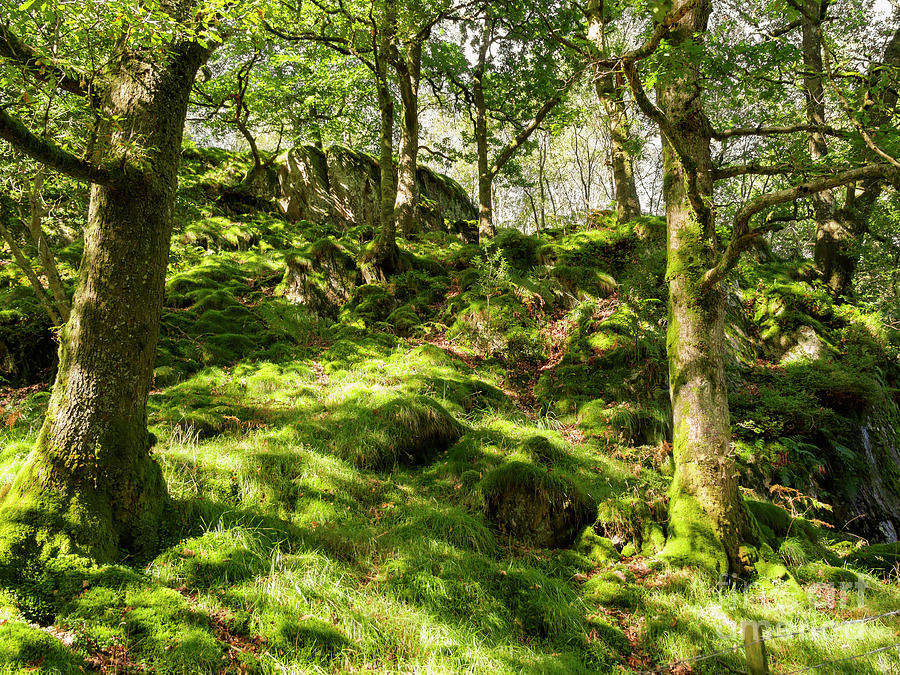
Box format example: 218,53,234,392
655,0,754,576
366,6,401,280
597,73,642,222
473,13,494,241
800,1,849,295
393,41,422,237
586,0,641,222
0,42,206,570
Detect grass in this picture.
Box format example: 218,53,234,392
0,149,899,673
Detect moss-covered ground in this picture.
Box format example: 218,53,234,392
1,149,899,673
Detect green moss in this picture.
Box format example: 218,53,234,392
574,528,620,566
481,460,595,548
659,491,727,575
582,575,640,608
848,542,900,575
0,619,87,673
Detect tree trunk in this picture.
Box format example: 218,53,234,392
597,74,642,222
656,0,755,576
587,0,641,223
394,42,421,238
474,14,494,241
822,20,900,295
800,1,848,295
28,170,70,322
366,74,400,279
0,44,206,572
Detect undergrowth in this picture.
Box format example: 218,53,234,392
0,149,898,674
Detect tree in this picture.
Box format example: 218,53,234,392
616,0,899,573
803,4,900,296
431,0,581,239
268,0,454,277
585,0,641,222
0,0,217,575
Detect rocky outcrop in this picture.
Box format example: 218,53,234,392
276,145,476,234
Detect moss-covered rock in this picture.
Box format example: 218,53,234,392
596,496,667,556
847,542,900,575
481,461,595,548
574,528,621,566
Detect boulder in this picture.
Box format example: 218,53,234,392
275,145,476,233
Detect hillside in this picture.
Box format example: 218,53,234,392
0,148,899,674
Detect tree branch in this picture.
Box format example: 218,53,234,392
0,24,101,106
702,163,899,289
819,24,900,168
0,107,124,186
488,68,584,178
713,162,799,180
712,123,847,140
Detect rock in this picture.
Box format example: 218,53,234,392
780,324,827,364
282,238,360,319
277,146,335,223
274,145,476,232
481,461,594,548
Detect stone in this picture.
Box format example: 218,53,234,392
274,145,476,233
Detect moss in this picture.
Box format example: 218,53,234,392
447,294,547,362
848,542,900,575
481,461,595,548
659,491,727,575
582,575,641,608
340,283,396,326
302,393,463,470
0,619,87,672
596,496,667,556
487,228,540,272
794,563,859,584
574,528,621,566
386,304,421,337
550,265,617,300
520,435,563,465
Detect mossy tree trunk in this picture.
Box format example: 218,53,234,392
816,19,900,296
586,0,641,223
597,73,642,223
799,0,849,296
473,11,495,241
365,2,401,281
393,40,422,238
654,0,754,575
0,41,207,566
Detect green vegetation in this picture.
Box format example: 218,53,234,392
0,148,898,673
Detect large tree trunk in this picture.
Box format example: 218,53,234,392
657,0,754,576
801,1,850,295
394,42,422,238
0,44,205,572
